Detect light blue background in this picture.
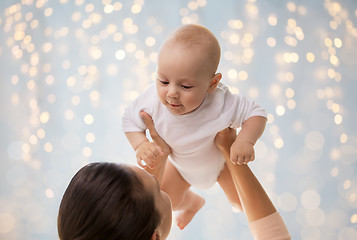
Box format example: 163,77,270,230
1,0,357,239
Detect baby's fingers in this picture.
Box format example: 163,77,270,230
153,145,164,157
242,154,255,164
137,157,147,168
249,153,255,162
146,146,163,160
237,155,246,165
243,153,255,164
144,143,163,158
230,155,241,165
233,154,253,165
136,151,153,168
138,156,155,169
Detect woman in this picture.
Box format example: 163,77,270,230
57,112,290,240
57,162,172,240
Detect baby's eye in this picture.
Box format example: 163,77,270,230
158,79,169,85
181,85,193,89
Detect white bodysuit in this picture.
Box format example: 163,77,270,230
122,82,266,189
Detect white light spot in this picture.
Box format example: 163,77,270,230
301,190,321,209
305,131,325,150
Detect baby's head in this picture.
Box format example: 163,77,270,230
156,24,222,115
159,24,221,80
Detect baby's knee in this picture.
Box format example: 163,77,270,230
161,185,183,209
232,202,242,212
228,196,242,211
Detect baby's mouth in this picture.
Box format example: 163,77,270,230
169,103,181,108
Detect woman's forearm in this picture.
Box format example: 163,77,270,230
225,160,276,221
217,128,276,221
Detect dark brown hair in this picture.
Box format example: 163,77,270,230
58,162,160,240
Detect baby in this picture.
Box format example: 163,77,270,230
122,24,267,230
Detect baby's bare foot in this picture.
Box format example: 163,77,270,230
176,195,205,230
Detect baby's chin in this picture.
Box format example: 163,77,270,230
167,107,185,115
167,106,198,116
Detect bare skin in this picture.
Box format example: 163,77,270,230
141,113,290,239
214,128,276,221
161,160,205,230
139,113,266,229
140,111,205,230
126,25,266,230
139,111,171,183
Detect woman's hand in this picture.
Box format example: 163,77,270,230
140,111,171,182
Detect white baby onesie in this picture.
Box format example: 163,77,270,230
122,82,266,189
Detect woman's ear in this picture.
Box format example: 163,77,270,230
150,230,160,240
207,73,222,93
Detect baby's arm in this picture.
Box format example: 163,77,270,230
125,111,166,170
230,116,267,165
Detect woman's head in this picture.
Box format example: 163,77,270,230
58,162,172,240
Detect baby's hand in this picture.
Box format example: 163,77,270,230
230,140,255,165
136,141,163,169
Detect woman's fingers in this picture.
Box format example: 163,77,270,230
140,111,171,155
140,111,158,137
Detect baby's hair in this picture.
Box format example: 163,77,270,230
167,24,221,73
172,24,219,46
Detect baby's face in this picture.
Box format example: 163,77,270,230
156,43,214,115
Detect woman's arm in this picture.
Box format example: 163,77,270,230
215,128,291,239
140,111,171,183
215,128,275,221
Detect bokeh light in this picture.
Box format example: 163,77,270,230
1,1,357,240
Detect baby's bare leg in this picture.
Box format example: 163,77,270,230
217,163,242,211
161,160,205,230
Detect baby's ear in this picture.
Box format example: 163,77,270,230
207,73,222,93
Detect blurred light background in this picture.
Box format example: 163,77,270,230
1,0,357,239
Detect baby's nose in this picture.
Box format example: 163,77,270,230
167,85,179,98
